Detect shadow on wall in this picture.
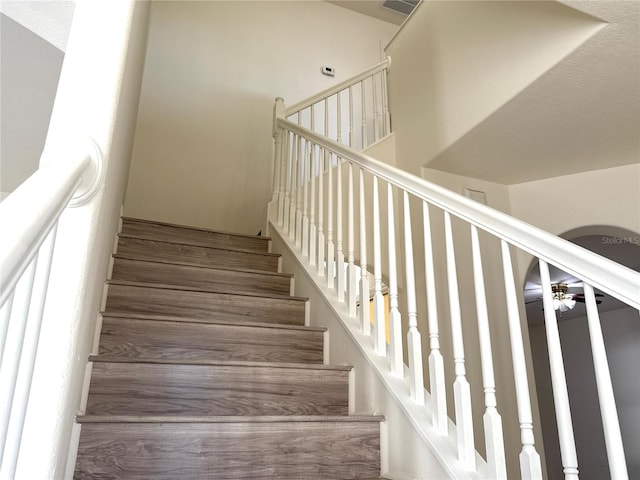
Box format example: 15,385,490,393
524,225,640,480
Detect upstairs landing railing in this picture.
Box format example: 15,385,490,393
285,58,391,151
0,138,103,479
268,97,638,479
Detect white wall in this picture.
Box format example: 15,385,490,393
0,14,64,194
509,163,640,285
529,307,640,479
15,3,150,478
384,0,603,176
124,0,397,235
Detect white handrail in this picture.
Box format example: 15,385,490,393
0,138,102,477
286,58,391,116
276,117,640,309
0,144,99,306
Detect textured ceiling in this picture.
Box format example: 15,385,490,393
426,0,639,184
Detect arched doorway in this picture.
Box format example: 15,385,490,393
523,226,639,480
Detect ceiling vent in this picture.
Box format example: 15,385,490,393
382,0,419,16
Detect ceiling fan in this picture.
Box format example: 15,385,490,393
525,281,604,312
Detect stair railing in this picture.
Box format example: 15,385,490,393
0,138,103,478
268,107,638,479
285,58,391,151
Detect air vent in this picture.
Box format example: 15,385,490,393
382,0,419,16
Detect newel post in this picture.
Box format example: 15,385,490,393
270,97,286,226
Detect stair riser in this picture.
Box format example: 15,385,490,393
86,362,349,416
111,257,291,296
116,236,279,272
122,219,270,252
99,317,323,364
105,284,306,326
75,421,381,479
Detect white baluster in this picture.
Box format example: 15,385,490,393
423,201,447,435
309,142,317,267
382,67,391,136
0,293,15,363
348,86,355,148
295,129,303,247
283,131,292,234
584,282,629,480
327,151,335,290
444,212,475,469
2,226,57,478
336,159,345,301
361,80,368,149
288,134,297,239
302,138,309,255
336,91,342,145
388,183,403,376
372,176,385,355
373,74,380,143
500,240,543,479
539,260,579,480
403,191,424,405
359,168,370,334
471,225,506,479
277,127,289,226
317,148,325,278
324,97,329,138
0,258,37,459
346,162,356,316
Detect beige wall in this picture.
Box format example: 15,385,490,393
124,0,397,235
509,163,640,285
384,0,603,176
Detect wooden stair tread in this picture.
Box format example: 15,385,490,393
76,419,382,478
100,311,325,332
85,361,350,417
106,279,306,301
78,414,383,423
104,282,307,326
118,233,278,257
89,355,349,371
115,235,281,272
111,257,293,296
122,217,272,241
113,254,293,278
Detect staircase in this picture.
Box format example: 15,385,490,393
73,217,385,479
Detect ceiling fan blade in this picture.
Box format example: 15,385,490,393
573,297,603,305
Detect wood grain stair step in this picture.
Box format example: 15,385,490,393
98,315,325,364
121,217,271,252
111,256,292,296
84,361,350,417
75,416,383,479
116,235,280,272
104,281,307,326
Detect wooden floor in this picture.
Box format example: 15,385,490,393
74,218,384,479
